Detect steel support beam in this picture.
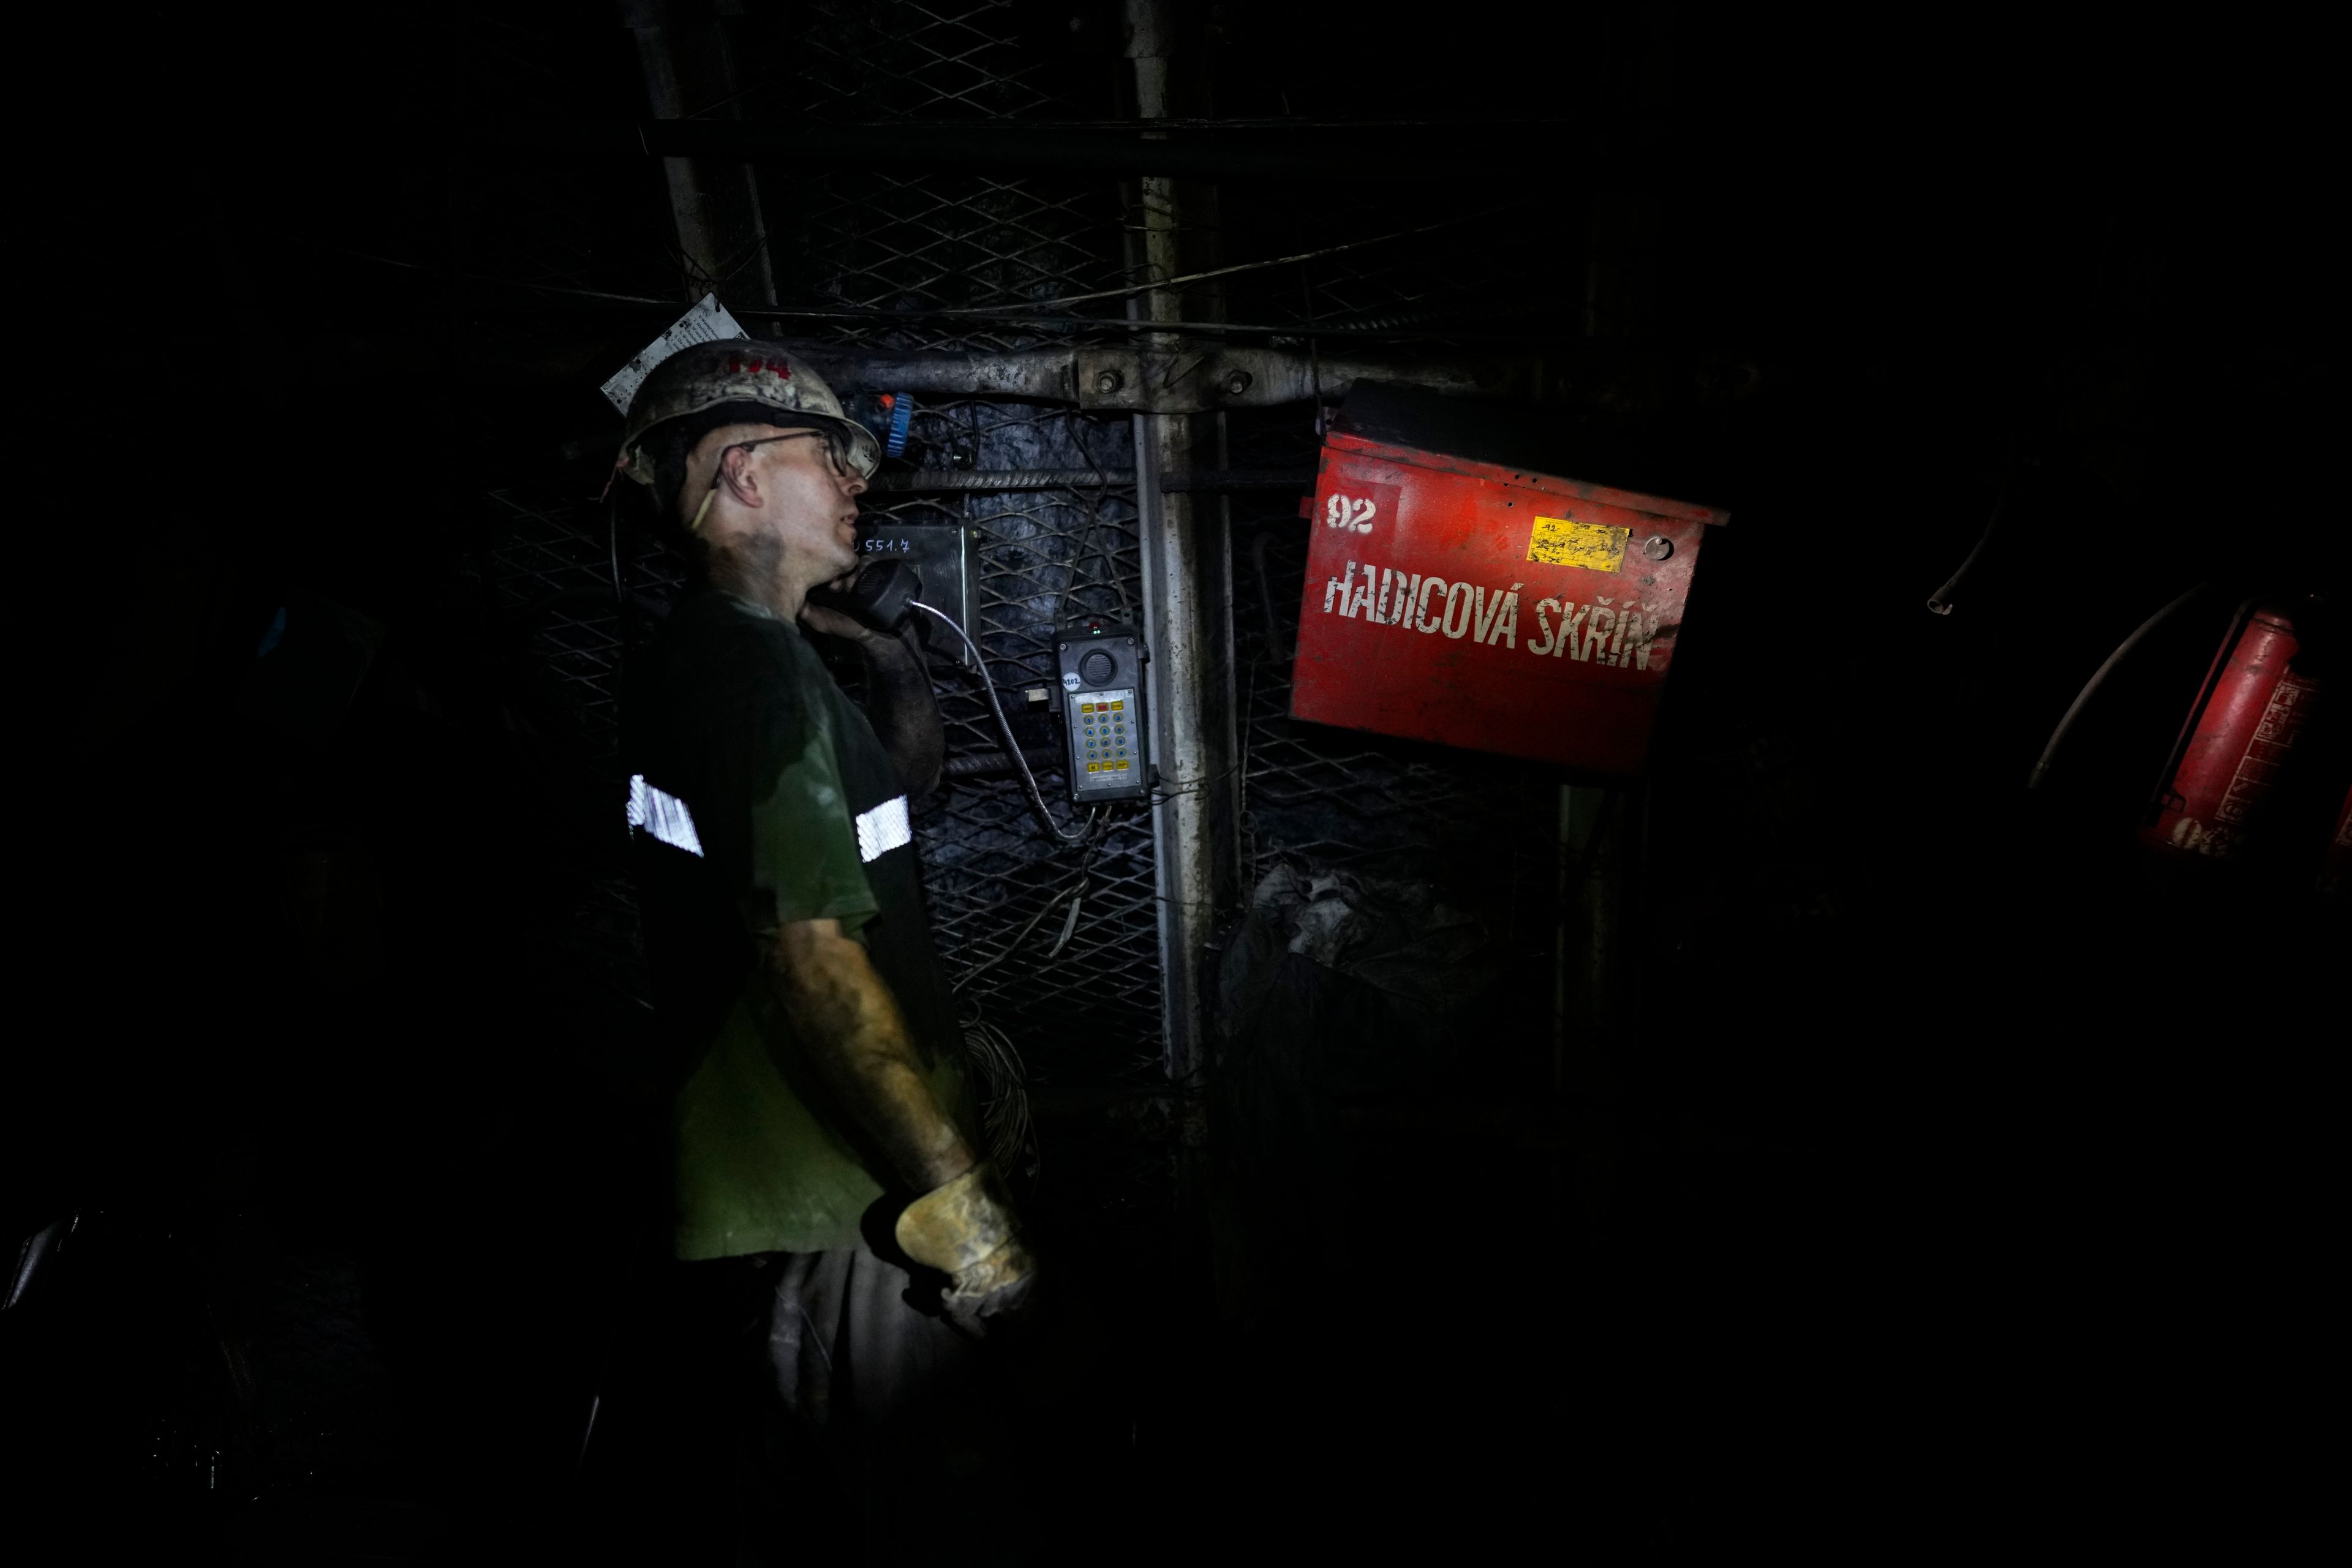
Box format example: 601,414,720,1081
1134,417,1240,1093
797,344,1548,413
866,467,1310,494
1126,0,1241,1102
1555,785,1634,1247
619,1,775,304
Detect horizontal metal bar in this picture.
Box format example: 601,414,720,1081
801,344,1542,414
867,469,1314,495
871,470,1123,494
736,302,1551,342
485,118,1519,185
807,343,1761,418
941,748,1065,780
765,116,1581,133
1162,469,1317,492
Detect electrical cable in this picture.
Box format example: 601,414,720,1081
1926,460,2018,616
1047,893,1085,959
954,818,1108,997
1074,419,1137,627
913,600,1092,842
605,489,631,649
960,1017,1038,1183
1052,484,1109,627
270,232,1552,342
1046,448,1137,628
918,205,1512,317
1146,758,1243,805
954,874,1088,994
2026,582,2209,791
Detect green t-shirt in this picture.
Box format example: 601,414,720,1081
623,590,967,1259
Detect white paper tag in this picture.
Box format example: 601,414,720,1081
600,293,749,413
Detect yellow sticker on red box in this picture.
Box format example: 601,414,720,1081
1528,516,1628,573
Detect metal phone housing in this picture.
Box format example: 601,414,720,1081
1055,618,1149,803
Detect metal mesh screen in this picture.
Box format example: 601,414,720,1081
448,10,687,303
736,4,1166,1111
773,172,1129,352
861,407,1164,1088
450,1,1169,1211
473,486,669,998
448,0,1577,1212
1221,415,1564,1045
757,0,1075,123
1209,176,1581,961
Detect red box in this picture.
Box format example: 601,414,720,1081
1289,427,1728,777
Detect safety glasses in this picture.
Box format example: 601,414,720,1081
720,428,850,478
689,428,854,532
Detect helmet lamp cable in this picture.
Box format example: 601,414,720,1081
606,488,630,647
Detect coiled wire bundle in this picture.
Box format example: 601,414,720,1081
961,1017,1039,1186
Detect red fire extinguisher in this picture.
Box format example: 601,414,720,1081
2143,599,2329,862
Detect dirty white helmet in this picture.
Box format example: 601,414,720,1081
617,339,879,497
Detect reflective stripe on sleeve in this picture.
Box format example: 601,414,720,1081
854,795,911,864
627,774,706,858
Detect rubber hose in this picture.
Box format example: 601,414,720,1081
2026,582,2208,791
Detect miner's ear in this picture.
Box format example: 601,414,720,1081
718,443,764,506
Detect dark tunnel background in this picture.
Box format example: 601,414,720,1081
3,1,2340,1561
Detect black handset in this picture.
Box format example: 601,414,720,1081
807,560,922,635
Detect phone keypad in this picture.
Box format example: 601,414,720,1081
1074,690,1137,784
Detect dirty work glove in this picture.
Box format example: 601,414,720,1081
895,1163,1038,1328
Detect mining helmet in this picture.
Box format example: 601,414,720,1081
616,339,879,496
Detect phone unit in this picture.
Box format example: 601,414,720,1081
854,524,978,666
806,560,921,634
1056,619,1148,803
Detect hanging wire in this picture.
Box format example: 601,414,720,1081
271,226,1537,340
914,599,1094,843
2026,583,2212,791
1927,448,2021,616
953,824,1106,995
605,488,632,650
1053,418,1137,628
923,205,1508,315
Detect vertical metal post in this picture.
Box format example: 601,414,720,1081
1133,413,1238,1090
1557,10,1670,1244
1579,5,1673,339
1556,784,1627,1244
1126,0,1240,1094
620,0,777,304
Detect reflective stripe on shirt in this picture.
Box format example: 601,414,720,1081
627,774,706,858
854,795,911,864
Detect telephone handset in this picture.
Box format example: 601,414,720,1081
806,560,922,635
